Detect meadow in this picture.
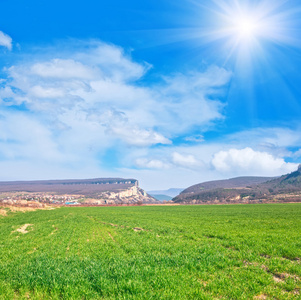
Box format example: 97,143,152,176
0,204,300,299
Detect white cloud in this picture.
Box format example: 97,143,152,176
163,66,232,93
133,150,204,172
2,42,166,148
153,66,231,134
1,41,229,151
119,127,301,189
109,126,171,147
30,86,66,98
185,134,204,143
212,147,297,175
1,39,299,191
30,59,100,80
135,158,169,169
292,149,301,158
74,42,150,81
172,152,202,169
0,31,12,50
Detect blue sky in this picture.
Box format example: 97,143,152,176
1,0,301,190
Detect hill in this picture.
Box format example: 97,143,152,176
0,178,156,205
0,178,138,195
257,165,301,194
173,168,301,204
180,176,274,194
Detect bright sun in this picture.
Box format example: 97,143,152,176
235,17,259,39
186,0,299,66
227,13,263,45
210,1,286,51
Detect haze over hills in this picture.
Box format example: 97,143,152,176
149,194,173,201
147,188,184,201
173,167,301,204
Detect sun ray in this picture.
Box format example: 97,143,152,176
116,0,300,70
210,0,301,53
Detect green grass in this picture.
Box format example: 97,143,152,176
0,204,300,299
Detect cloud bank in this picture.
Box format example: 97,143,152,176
0,40,232,183
0,39,299,189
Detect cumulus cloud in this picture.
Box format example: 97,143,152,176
2,42,170,147
110,126,171,147
30,59,100,80
0,31,12,50
212,147,298,175
74,42,149,81
134,151,203,171
135,158,169,169
172,152,202,169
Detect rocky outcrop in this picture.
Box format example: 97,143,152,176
95,186,156,204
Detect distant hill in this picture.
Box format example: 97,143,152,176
147,188,184,198
0,178,157,204
0,178,138,195
173,169,301,204
149,194,173,201
180,176,274,194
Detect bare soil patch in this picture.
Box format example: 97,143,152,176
274,272,301,282
108,232,115,241
9,206,37,213
1,205,57,215
133,227,144,231
254,294,268,299
15,224,33,234
293,289,300,295
0,209,7,216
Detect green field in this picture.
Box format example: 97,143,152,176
0,204,300,299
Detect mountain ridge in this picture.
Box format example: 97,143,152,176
0,177,156,205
